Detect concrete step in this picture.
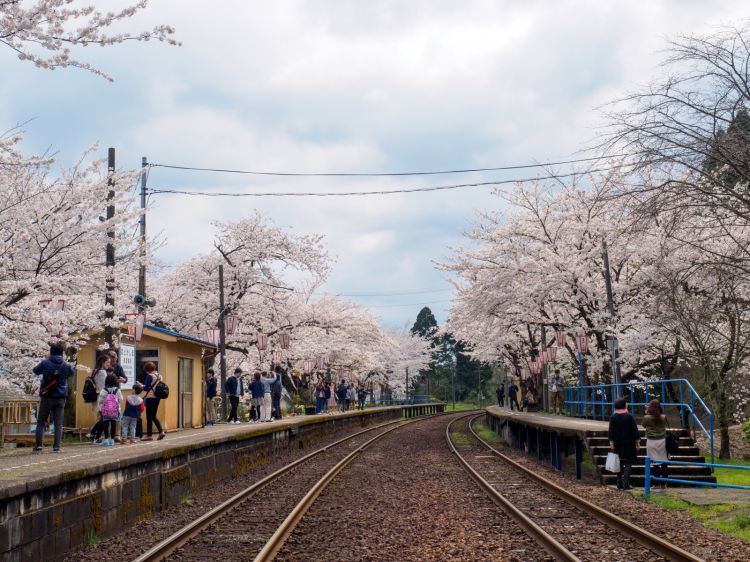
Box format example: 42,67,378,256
594,455,707,466
591,445,701,457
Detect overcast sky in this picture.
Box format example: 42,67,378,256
2,1,747,328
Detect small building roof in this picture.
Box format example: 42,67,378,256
144,324,217,349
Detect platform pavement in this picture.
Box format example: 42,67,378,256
0,407,396,499
485,405,610,436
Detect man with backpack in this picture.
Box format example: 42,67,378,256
337,379,348,412
33,343,75,453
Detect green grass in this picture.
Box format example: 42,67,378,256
706,455,750,486
180,494,193,506
444,402,479,412
84,529,101,547
449,431,471,446
474,421,504,445
641,492,750,542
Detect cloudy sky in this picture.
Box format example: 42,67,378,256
2,0,747,328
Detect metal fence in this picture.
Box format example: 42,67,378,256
565,378,714,463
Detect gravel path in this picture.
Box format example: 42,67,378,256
452,416,664,562
277,413,548,562
474,417,750,562
64,419,397,562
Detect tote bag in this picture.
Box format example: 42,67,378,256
605,451,620,473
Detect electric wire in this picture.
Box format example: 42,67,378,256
147,152,634,177
147,166,623,198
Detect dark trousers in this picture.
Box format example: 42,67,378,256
509,396,520,411
228,395,239,422
316,396,326,414
35,397,65,449
102,419,116,439
145,397,162,436
497,396,504,407
250,403,260,421
358,397,365,410
272,394,281,419
90,415,103,439
617,461,633,489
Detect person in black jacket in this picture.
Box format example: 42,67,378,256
33,343,75,453
271,365,283,420
608,397,640,490
225,368,244,424
205,368,218,426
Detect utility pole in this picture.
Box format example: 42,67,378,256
104,148,116,347
451,359,456,410
138,157,147,298
541,325,549,411
477,363,481,408
218,265,228,419
405,366,409,404
601,240,621,394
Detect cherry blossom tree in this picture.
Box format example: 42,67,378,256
1,0,177,80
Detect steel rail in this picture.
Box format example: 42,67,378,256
131,416,410,562
446,414,580,562
253,416,425,561
466,415,704,562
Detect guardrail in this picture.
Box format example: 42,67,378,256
645,457,750,495
565,378,714,463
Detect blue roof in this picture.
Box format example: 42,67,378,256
145,324,217,348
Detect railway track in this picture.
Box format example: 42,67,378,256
446,414,705,562
132,414,432,562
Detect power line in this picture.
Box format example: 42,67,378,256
148,166,623,198
367,299,453,308
148,153,632,177
336,288,452,297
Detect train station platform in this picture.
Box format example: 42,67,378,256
484,406,714,487
0,403,443,562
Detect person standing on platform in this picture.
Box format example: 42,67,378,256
33,343,75,453
315,379,327,414
142,362,166,440
108,349,127,386
346,383,354,411
260,370,278,422
550,369,565,414
225,368,243,424
326,380,335,413
643,400,669,488
205,368,217,426
88,354,110,443
271,365,283,420
337,379,348,412
495,385,505,407
508,380,520,411
97,373,123,447
608,397,640,490
357,384,367,410
250,372,264,422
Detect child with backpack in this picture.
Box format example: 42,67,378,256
121,384,144,444
97,373,123,446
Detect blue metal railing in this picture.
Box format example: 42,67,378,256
565,378,714,463
645,457,750,495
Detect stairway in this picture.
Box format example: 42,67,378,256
587,429,716,487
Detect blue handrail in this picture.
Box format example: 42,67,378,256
565,378,714,464
645,457,750,495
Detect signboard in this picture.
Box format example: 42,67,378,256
120,344,136,390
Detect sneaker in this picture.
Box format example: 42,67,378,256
157,432,166,440
32,446,43,453
141,436,154,441
129,439,136,444
52,448,62,453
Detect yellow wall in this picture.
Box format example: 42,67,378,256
74,329,210,432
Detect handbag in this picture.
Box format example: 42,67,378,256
605,451,621,473
665,432,679,455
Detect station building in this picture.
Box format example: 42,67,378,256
72,325,216,431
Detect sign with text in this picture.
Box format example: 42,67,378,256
120,344,136,390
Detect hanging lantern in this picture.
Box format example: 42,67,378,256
303,361,312,374
548,346,557,362
225,314,239,336
556,329,566,347
206,327,220,346
56,299,67,312
125,313,137,338
521,368,529,380
576,335,589,354
272,350,283,365
38,299,52,309
538,349,546,365
316,356,326,370
135,313,145,342
279,332,291,350
257,333,268,351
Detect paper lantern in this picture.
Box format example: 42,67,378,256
272,350,282,365
257,333,268,351
280,332,291,349
225,314,239,336
556,329,566,347
205,327,220,346
576,335,589,354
